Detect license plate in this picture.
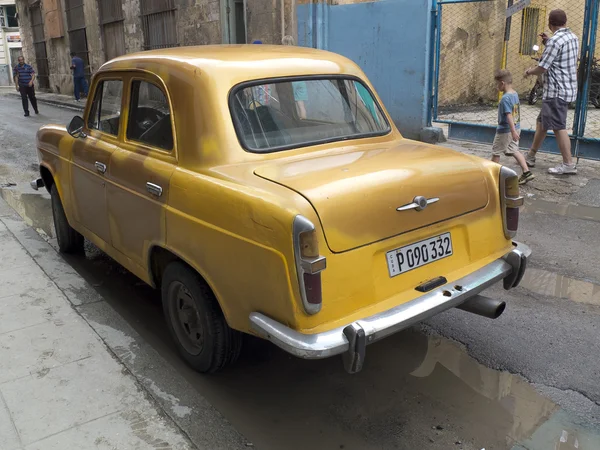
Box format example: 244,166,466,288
386,232,453,277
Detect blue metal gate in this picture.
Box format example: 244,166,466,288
431,0,600,161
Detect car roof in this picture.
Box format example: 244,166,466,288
98,45,365,82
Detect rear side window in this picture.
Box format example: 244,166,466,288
230,77,390,152
127,80,173,151
87,80,123,136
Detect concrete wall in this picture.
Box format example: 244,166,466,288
297,0,434,140
0,64,10,85
177,0,222,46
122,0,143,54
246,0,280,43
46,2,73,94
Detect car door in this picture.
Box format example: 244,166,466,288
70,77,124,244
106,74,176,266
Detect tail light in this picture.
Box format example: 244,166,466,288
293,215,327,314
499,167,524,238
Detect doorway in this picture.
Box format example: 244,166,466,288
223,0,246,44
9,48,21,69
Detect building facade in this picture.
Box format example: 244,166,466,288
0,1,21,86
15,0,293,94
15,0,438,140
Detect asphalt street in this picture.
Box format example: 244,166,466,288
1,92,600,449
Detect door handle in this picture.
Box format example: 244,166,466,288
95,162,107,174
146,182,163,197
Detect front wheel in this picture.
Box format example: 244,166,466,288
50,184,84,254
161,262,242,373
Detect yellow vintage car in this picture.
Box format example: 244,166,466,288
32,45,530,374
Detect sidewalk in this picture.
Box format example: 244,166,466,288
0,197,193,449
1,87,84,112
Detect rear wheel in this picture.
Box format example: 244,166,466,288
161,262,242,373
50,184,84,254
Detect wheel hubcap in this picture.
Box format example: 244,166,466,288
169,282,203,355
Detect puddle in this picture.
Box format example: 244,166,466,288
523,198,600,223
198,329,600,450
519,267,600,306
408,335,558,446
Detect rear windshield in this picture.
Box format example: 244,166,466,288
230,77,391,152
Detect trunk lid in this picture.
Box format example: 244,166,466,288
254,141,489,253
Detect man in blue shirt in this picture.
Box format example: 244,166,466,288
70,52,88,101
13,56,39,117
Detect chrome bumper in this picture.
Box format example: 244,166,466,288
250,241,531,373
30,178,44,191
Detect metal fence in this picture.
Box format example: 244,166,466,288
99,0,126,61
141,0,178,50
432,0,600,160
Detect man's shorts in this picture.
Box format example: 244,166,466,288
492,132,518,156
537,97,569,131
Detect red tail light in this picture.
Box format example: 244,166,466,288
293,216,327,315
499,167,524,239
303,273,322,305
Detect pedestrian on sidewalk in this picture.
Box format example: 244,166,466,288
70,52,88,102
12,56,39,117
492,69,534,185
524,9,579,175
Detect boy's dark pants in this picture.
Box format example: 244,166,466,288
19,85,38,114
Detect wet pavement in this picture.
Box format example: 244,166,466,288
2,93,600,449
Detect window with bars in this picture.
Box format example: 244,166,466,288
5,6,18,27
519,7,542,56
30,4,49,89
99,0,125,60
141,0,178,50
64,0,91,77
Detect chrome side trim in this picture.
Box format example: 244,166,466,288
499,167,523,239
250,242,530,361
293,215,322,315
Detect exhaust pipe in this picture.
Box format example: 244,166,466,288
456,295,506,319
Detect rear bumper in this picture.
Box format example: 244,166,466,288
250,241,530,372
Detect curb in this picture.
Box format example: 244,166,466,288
8,91,84,112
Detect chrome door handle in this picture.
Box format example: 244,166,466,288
95,162,107,174
146,182,163,197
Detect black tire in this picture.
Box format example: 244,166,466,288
161,262,242,373
593,95,600,108
50,184,84,254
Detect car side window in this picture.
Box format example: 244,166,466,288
127,80,173,151
87,80,123,136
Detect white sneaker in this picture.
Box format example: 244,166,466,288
548,163,577,175
525,151,536,167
